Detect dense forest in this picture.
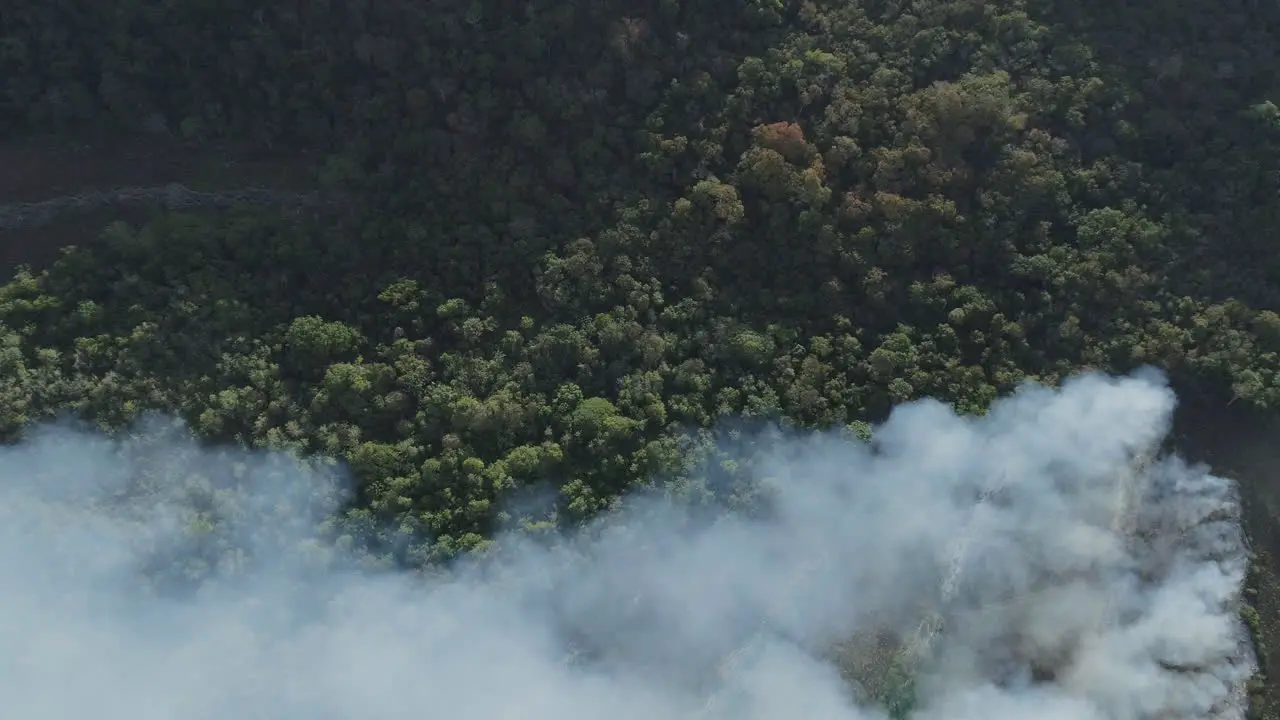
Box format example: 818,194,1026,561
2,0,1280,716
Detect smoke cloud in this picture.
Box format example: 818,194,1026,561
0,369,1257,719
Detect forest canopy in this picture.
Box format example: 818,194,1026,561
1,0,1280,716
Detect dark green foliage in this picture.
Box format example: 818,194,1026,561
3,0,1280,712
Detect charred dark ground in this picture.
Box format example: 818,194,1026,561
1174,396,1280,717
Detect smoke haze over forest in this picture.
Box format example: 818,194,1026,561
0,370,1256,719
4,0,1280,716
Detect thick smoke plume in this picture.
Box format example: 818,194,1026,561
0,369,1257,718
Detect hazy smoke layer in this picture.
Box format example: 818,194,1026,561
0,370,1257,719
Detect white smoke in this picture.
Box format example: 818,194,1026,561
0,369,1257,719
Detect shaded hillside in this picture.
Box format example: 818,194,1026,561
0,136,329,272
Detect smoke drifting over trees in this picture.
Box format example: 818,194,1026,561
0,370,1255,719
